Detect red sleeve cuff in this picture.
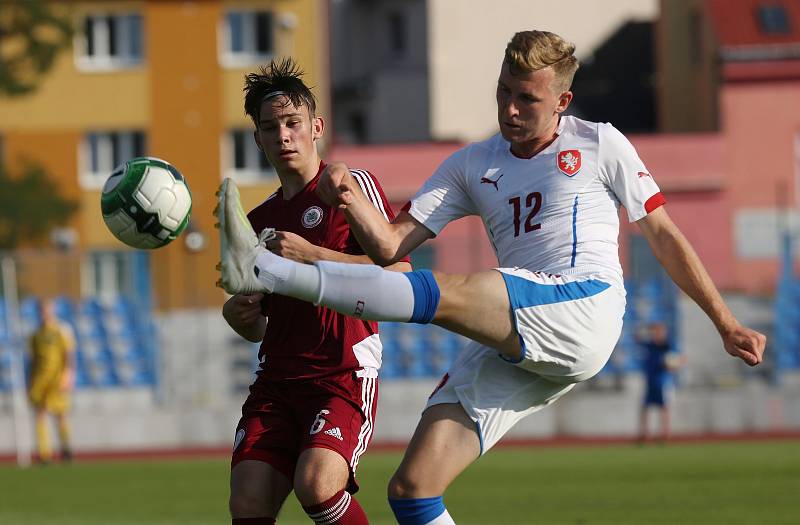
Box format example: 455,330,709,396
644,192,666,214
401,201,412,212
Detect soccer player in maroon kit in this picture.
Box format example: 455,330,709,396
223,59,410,525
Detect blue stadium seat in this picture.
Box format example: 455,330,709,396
378,333,401,379
53,296,75,322
424,326,460,377
0,302,9,344
90,347,121,387
0,350,12,391
409,324,435,377
19,297,41,336
73,350,91,388
0,296,160,389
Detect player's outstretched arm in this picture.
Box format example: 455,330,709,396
223,293,267,343
317,162,433,265
264,230,412,272
637,207,766,366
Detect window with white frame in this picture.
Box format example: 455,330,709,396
77,13,143,70
80,131,146,189
220,10,274,66
226,129,275,183
82,251,132,301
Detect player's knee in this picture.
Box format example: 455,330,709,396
388,470,428,499
293,474,339,507
229,489,269,517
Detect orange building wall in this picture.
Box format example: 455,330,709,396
0,0,326,310
3,131,82,235
145,1,224,310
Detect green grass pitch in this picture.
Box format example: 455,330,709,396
1,440,798,524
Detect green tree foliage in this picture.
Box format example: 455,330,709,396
0,163,78,249
0,0,73,96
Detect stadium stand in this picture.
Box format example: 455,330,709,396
0,278,682,392
0,296,158,391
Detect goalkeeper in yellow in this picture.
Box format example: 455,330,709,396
27,299,75,463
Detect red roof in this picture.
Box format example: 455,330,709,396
706,0,800,48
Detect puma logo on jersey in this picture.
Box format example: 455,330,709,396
480,172,504,191
638,172,651,178
324,427,344,441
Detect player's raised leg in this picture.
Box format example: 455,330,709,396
432,271,520,356
387,403,480,525
215,177,522,359
229,460,292,524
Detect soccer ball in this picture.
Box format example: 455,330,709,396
101,157,192,249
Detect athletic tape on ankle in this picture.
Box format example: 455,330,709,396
404,270,440,324
388,496,446,525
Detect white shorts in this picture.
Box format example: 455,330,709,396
427,269,625,453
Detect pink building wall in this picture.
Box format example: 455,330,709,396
720,81,800,293
627,134,733,289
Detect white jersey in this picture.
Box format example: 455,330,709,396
408,116,664,289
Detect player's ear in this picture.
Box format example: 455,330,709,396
253,130,264,151
555,90,573,114
312,116,324,141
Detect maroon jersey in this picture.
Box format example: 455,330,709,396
247,162,404,381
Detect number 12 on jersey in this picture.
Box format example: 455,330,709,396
509,192,542,237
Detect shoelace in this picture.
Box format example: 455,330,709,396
258,227,277,247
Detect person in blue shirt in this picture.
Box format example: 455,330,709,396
638,321,682,443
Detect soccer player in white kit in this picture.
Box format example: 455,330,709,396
216,30,766,524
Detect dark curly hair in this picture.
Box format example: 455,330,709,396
243,58,317,128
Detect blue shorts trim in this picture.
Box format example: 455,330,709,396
475,419,485,455
500,273,611,311
498,273,611,364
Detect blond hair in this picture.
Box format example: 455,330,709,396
504,30,579,92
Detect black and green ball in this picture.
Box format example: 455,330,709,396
101,157,192,249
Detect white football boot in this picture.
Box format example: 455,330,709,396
214,177,276,294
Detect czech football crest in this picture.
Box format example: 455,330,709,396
557,150,581,177
302,206,324,228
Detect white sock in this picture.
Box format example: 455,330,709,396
254,251,416,321
428,509,456,525
314,260,415,321
255,249,321,303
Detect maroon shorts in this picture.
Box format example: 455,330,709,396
231,369,378,493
